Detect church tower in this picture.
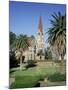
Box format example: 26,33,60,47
36,16,45,59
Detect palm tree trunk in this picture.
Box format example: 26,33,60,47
59,55,62,60
59,54,64,74
61,54,64,60
20,56,22,70
59,54,64,60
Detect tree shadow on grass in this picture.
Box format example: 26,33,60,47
34,82,40,87
10,70,15,73
10,69,18,74
25,64,37,70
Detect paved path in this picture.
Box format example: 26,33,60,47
39,80,66,87
9,77,15,86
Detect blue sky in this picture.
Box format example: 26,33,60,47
9,1,66,46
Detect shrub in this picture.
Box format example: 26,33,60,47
48,73,66,82
54,60,62,63
26,60,36,68
10,51,19,68
45,48,52,59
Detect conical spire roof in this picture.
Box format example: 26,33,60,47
38,16,43,32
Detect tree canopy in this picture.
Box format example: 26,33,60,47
47,12,66,60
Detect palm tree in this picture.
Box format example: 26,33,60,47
48,12,66,60
14,34,29,70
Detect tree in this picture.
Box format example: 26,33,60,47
10,31,16,45
47,12,66,60
10,31,16,52
37,49,44,60
31,35,35,39
14,34,29,70
45,47,52,59
10,50,19,68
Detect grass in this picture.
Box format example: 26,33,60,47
10,66,58,77
10,75,40,88
10,61,66,88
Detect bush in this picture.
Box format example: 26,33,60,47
26,60,36,68
54,60,62,63
45,48,52,59
10,51,19,68
48,73,66,82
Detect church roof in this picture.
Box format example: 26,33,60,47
38,16,43,32
27,37,36,47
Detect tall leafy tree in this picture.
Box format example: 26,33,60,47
14,34,28,50
48,12,66,60
10,31,16,52
10,31,16,45
14,34,29,70
45,47,52,59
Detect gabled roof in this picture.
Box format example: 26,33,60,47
27,37,36,47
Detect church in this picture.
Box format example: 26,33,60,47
23,16,45,61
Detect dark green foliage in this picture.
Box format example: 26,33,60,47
26,60,36,68
14,34,29,50
10,50,19,68
10,31,29,50
48,73,66,82
45,47,52,59
31,35,35,39
54,60,61,63
47,12,66,60
10,32,16,45
37,49,44,56
54,60,66,66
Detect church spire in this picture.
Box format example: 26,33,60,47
38,16,43,32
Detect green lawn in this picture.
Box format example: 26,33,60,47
10,62,66,88
10,75,40,88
